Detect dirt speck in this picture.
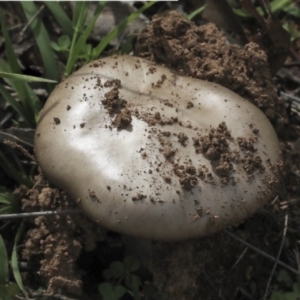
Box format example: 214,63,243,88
53,117,60,125
113,109,132,129
178,132,188,146
186,101,194,109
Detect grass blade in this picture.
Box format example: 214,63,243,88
0,85,26,123
72,1,88,28
0,235,9,284
0,187,13,206
92,1,156,59
233,0,293,17
65,2,107,76
64,2,88,77
0,150,33,187
0,24,41,126
0,10,22,75
187,5,206,20
0,71,57,83
44,2,73,36
11,223,28,299
21,1,60,84
0,11,38,124
0,187,20,215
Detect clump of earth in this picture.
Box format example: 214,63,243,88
19,10,300,300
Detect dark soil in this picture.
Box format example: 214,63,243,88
20,179,106,296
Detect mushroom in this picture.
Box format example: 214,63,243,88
35,55,282,241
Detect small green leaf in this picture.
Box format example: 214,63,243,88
58,35,71,49
124,256,140,272
284,4,300,17
282,22,300,42
130,275,141,300
50,41,61,52
283,291,300,300
187,5,206,20
131,274,141,287
98,283,127,300
124,274,141,291
102,268,113,280
99,282,113,296
109,261,125,278
113,285,127,299
270,0,294,14
270,291,285,300
277,270,293,288
292,281,300,293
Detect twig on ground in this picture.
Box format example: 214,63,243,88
280,91,300,104
0,209,82,220
236,287,254,299
202,269,227,300
20,4,45,37
278,69,300,85
263,213,289,300
231,247,248,270
284,61,300,67
223,227,299,276
292,248,300,275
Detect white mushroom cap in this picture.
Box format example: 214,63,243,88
35,55,282,241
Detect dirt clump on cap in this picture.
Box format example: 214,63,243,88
20,178,105,296
135,10,287,130
101,79,132,129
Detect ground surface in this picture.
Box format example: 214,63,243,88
1,2,300,300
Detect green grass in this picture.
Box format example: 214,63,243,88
0,0,153,186
64,1,107,76
91,1,157,60
0,11,42,127
11,223,28,299
0,187,20,216
20,2,60,85
232,0,295,17
0,2,157,298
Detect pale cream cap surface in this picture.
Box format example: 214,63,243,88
35,55,282,241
